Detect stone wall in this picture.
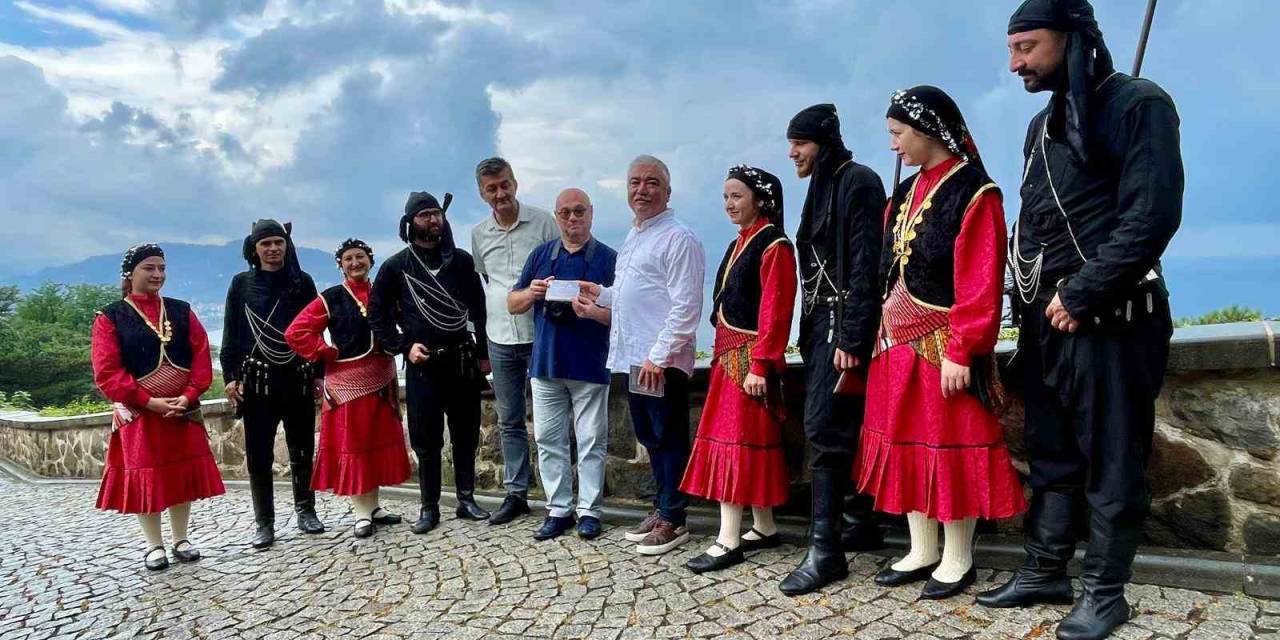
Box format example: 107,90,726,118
2,321,1277,554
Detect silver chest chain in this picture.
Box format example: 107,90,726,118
242,297,312,395
800,246,839,316
1009,117,1090,305
404,247,470,333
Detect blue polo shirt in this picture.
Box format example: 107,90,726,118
516,237,617,385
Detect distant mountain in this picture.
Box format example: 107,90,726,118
7,241,341,306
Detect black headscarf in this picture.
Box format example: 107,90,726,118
726,165,785,229
399,191,457,267
1008,0,1116,163
886,85,985,174
334,237,374,266
788,104,855,236
242,218,305,291
120,243,163,280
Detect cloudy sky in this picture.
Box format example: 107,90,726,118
1,0,1276,288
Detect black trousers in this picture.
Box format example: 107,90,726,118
799,308,866,471
241,384,317,483
241,384,316,508
1016,291,1173,525
405,356,481,507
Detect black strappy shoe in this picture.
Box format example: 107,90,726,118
144,546,170,571
370,507,402,525
353,518,374,539
685,542,746,574
171,540,200,563
737,528,782,553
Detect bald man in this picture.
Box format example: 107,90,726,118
509,189,618,541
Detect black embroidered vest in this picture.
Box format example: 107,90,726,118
881,162,998,308
713,224,790,334
320,285,374,361
100,297,193,378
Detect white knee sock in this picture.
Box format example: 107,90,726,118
890,511,940,572
168,502,192,543
745,506,776,539
708,502,743,556
138,513,163,550
933,518,977,582
351,491,378,521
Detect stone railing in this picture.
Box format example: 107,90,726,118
2,321,1277,554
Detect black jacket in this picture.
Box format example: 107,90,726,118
796,158,887,360
368,244,489,361
1017,73,1183,317
220,268,317,383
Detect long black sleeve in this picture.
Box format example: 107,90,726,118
837,167,888,359
368,258,409,356
1060,95,1183,316
465,267,489,361
220,274,244,383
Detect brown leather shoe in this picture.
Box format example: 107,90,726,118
636,519,689,555
625,510,662,542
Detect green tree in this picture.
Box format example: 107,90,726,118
1175,305,1264,328
0,283,118,408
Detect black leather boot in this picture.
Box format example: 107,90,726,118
455,491,490,521
411,505,441,534
977,490,1080,608
780,468,849,596
1055,512,1140,640
841,491,884,552
452,443,489,521
291,460,325,534
412,452,443,534
248,472,275,549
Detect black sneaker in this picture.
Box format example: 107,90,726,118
488,494,531,525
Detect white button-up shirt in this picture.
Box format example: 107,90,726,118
598,209,705,376
471,200,559,346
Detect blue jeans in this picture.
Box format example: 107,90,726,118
488,342,533,498
627,369,691,526
531,377,609,519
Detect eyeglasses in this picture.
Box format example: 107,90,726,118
556,206,590,219
414,209,444,219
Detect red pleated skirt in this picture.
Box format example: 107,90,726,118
854,343,1026,522
311,388,412,496
96,412,225,514
680,362,790,508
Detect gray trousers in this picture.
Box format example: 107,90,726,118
530,377,609,519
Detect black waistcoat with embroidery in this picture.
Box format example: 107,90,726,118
320,285,374,360
100,297,194,378
713,224,790,333
881,163,998,308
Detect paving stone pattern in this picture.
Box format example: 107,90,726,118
1,476,1276,639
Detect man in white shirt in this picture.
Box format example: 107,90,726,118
470,157,560,526
582,155,705,555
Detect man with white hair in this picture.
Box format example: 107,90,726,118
581,155,705,555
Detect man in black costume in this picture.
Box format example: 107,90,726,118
369,192,492,534
779,104,887,596
222,219,325,548
978,2,1183,639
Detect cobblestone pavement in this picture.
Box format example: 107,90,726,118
2,475,1277,640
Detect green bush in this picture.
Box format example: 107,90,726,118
1176,305,1264,328
38,396,112,417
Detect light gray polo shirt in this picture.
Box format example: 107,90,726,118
471,200,559,346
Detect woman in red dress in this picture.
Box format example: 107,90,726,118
285,238,412,538
680,165,797,573
93,244,226,571
855,86,1026,599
